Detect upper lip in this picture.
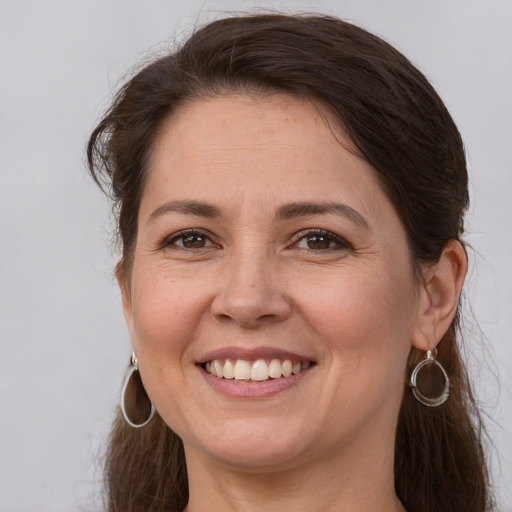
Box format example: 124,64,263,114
197,346,314,364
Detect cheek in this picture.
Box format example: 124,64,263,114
307,263,417,342
128,264,210,361
127,267,210,424
301,261,418,390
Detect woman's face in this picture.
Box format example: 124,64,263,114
122,94,426,471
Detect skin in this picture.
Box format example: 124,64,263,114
119,94,467,512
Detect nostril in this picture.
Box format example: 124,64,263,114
211,291,292,328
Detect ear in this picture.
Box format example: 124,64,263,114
412,240,468,351
116,260,134,332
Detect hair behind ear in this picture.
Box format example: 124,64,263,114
105,411,188,512
397,319,493,512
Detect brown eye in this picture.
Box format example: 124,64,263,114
306,235,331,250
294,230,352,252
182,234,207,248
165,230,216,250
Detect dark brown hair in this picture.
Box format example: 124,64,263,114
87,13,493,512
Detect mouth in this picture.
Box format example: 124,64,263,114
201,358,313,382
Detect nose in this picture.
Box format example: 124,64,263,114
210,250,292,329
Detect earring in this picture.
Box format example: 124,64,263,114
410,349,450,407
120,352,155,428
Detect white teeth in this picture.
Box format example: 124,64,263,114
213,360,224,378
269,359,283,379
251,359,269,381
223,359,235,379
205,358,312,381
234,360,251,380
282,360,293,377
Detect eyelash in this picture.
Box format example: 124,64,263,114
291,229,353,252
160,229,218,250
160,228,352,252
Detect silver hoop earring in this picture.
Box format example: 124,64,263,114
120,353,155,428
410,350,450,407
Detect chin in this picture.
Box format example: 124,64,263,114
183,416,312,471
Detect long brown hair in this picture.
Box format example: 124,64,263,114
87,13,494,512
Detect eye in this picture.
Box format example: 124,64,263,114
163,230,216,250
293,229,352,251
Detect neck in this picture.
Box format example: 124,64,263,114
183,428,406,512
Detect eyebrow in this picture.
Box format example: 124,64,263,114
276,202,369,228
147,199,369,229
147,200,222,224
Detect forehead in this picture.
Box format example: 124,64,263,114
153,93,349,161
143,94,383,217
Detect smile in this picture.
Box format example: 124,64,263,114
204,358,312,381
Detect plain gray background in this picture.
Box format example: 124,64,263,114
1,0,511,510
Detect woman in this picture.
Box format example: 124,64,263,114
87,13,493,512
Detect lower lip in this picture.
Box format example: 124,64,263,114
198,365,314,398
